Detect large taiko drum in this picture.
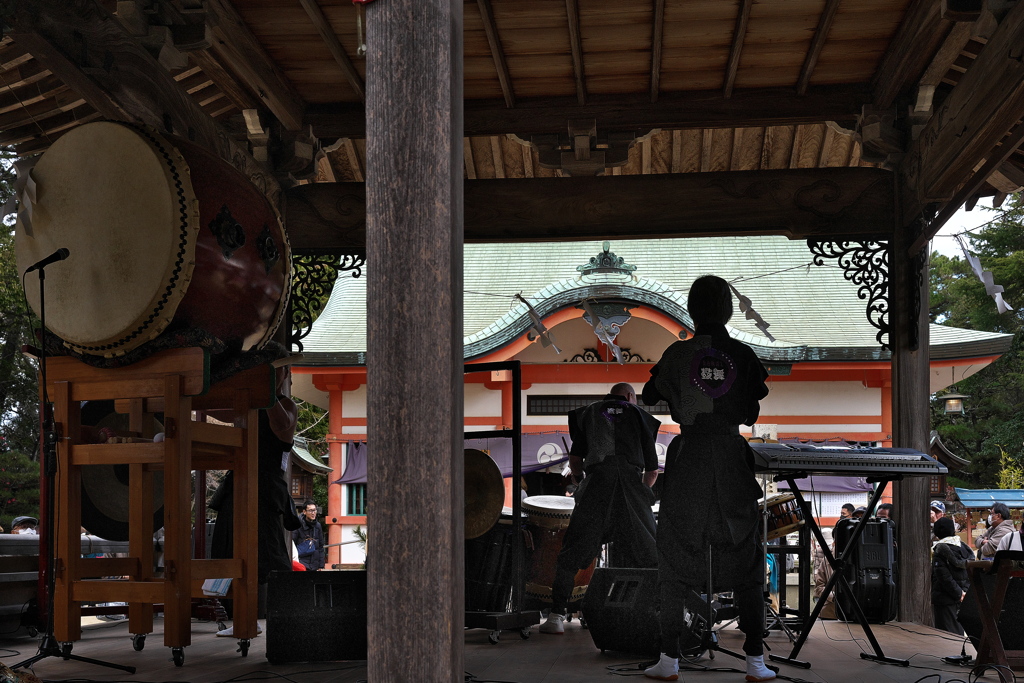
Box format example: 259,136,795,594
521,495,596,606
15,121,290,357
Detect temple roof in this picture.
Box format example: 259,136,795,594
299,236,1012,365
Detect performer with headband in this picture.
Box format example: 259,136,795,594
538,382,661,634
642,275,774,682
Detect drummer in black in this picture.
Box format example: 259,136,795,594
538,382,661,635
642,275,775,682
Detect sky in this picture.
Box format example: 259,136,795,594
930,204,1001,258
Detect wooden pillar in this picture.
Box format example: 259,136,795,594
891,217,932,625
365,0,464,679
326,387,344,568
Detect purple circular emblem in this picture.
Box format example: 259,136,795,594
689,347,736,398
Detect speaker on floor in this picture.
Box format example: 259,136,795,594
580,567,712,657
266,570,367,663
958,572,1024,651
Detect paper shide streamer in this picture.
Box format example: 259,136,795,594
514,293,561,354
728,281,776,342
955,235,1013,314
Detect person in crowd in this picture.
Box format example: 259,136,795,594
292,500,326,571
839,503,855,520
930,501,946,541
539,382,660,635
931,517,972,635
876,503,894,521
995,518,1022,552
10,516,38,535
641,275,775,682
976,503,1014,560
852,506,866,520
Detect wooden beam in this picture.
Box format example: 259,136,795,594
723,0,753,99
298,0,365,101
873,0,953,108
9,0,275,199
521,143,534,178
490,135,505,178
305,84,871,138
364,0,463,677
909,121,1024,254
650,0,665,103
464,137,477,179
565,0,586,105
189,50,259,111
284,168,895,251
342,137,364,182
671,129,682,172
797,0,841,96
912,1,1024,201
476,0,514,108
201,0,305,130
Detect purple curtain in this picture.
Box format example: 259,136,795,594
332,441,367,485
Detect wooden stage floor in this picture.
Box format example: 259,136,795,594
0,615,995,683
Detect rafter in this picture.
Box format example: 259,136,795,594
650,0,665,103
9,0,276,197
464,137,477,179
723,0,753,99
189,50,258,111
305,84,871,138
201,0,305,130
298,0,365,101
873,0,953,108
565,0,586,105
343,137,364,182
477,0,514,108
797,0,841,96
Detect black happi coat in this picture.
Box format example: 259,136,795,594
643,324,769,590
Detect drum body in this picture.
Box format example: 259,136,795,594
763,493,805,540
521,495,595,606
465,512,525,613
16,121,290,357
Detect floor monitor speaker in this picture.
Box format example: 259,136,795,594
266,570,367,663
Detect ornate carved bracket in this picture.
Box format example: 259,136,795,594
565,347,650,363
807,240,891,351
290,252,365,351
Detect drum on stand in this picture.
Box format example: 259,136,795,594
464,449,518,612
761,493,805,540
521,495,596,607
16,121,290,358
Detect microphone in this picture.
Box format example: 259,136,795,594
25,248,70,273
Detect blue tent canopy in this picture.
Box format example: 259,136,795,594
953,488,1024,509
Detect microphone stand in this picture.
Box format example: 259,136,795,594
13,260,135,674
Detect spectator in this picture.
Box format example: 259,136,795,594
853,506,866,520
839,503,855,520
930,501,946,541
976,503,1014,560
931,517,972,635
292,500,326,571
996,520,1022,552
876,503,894,521
11,516,38,535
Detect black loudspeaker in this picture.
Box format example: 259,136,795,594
958,572,1024,651
581,568,710,657
833,519,897,623
266,570,367,663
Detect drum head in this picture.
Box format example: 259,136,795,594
16,121,199,355
522,495,576,515
464,449,504,540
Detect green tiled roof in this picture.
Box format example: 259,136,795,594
292,437,330,474
299,237,1012,364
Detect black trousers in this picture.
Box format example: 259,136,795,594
658,576,764,657
932,603,964,636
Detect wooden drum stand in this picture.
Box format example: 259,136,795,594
45,347,272,667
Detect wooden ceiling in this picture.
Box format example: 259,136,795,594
4,0,1024,225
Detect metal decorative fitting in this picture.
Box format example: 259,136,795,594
208,205,246,260
577,241,637,276
255,223,280,274
808,240,890,350
290,252,366,352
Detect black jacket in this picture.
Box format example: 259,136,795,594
931,540,973,606
291,516,326,570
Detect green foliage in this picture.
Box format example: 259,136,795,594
997,446,1024,490
0,449,40,530
931,194,1024,487
296,398,330,513
0,150,40,457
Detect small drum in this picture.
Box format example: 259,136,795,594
16,121,290,357
762,493,805,540
521,495,595,605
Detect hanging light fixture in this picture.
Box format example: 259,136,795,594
941,393,969,415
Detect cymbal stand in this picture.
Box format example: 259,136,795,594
12,261,135,674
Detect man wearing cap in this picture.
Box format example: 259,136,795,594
930,501,945,541
976,503,1014,560
10,516,38,535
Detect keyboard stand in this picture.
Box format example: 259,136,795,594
768,474,909,670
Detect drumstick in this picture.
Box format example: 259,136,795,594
271,354,305,368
